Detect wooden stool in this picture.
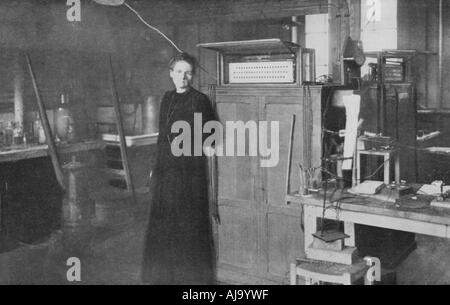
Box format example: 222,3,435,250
355,149,400,186
290,258,368,285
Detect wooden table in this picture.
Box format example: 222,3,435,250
285,191,450,253
0,141,109,241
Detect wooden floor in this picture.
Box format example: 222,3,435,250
2,200,450,284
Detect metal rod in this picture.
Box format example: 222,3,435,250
25,53,66,192
285,115,296,197
108,55,137,205
439,0,443,109
425,3,430,107
320,160,329,236
291,16,298,44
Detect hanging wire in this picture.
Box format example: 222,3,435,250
126,2,217,81
101,2,218,81
123,2,183,53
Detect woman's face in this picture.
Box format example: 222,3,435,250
170,60,193,92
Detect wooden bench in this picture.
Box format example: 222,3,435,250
290,258,369,285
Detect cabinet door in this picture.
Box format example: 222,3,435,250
215,94,261,274
261,89,324,280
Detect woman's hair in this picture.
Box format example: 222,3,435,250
168,52,197,74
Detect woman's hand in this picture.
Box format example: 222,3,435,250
212,206,221,225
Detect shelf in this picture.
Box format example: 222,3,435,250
102,133,158,147
197,38,299,55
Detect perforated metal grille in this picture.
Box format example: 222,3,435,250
229,61,295,83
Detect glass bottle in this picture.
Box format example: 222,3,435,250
4,121,14,146
13,123,23,145
36,120,46,144
55,93,71,142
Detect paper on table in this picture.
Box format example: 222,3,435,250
418,184,450,195
342,95,361,170
350,180,385,195
424,147,450,154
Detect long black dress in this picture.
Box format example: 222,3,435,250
142,87,215,284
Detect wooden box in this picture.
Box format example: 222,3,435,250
198,38,316,86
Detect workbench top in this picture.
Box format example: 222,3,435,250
286,188,450,227
0,141,105,163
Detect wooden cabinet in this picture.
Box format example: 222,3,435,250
212,85,324,284
199,39,324,283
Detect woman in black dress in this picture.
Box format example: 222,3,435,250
142,53,217,284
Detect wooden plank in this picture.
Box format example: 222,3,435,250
294,258,368,285
312,237,344,251
306,246,358,265
290,263,297,285
25,53,65,191
304,205,318,252
344,222,356,247
108,55,136,204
